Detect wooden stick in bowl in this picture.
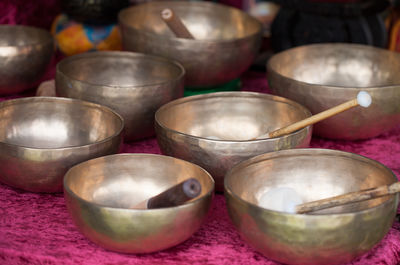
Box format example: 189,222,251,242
296,182,400,214
132,178,202,209
161,8,195,39
255,91,372,139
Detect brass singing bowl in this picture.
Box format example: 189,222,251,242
119,1,262,88
155,92,312,191
225,149,399,265
0,25,54,95
56,51,184,141
64,153,214,253
0,97,123,193
268,43,400,140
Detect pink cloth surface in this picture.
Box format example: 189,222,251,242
0,71,399,265
0,1,400,264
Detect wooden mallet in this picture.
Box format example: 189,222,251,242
161,8,195,39
296,181,400,214
132,178,202,209
255,91,372,139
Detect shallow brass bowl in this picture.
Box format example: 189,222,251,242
56,51,184,141
268,43,400,140
155,92,312,191
225,148,399,265
0,25,54,95
64,153,214,253
0,97,123,192
119,1,262,87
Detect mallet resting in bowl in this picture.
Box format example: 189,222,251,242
161,8,194,39
255,91,372,139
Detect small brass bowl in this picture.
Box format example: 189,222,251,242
155,92,312,191
0,97,123,193
268,43,400,140
64,153,214,253
119,1,262,88
0,25,54,95
56,51,185,141
225,148,399,265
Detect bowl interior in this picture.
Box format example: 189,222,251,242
269,44,400,87
0,25,52,46
65,154,214,208
156,93,310,141
0,98,123,148
226,149,396,214
119,1,260,41
58,52,183,87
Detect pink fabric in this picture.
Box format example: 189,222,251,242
0,1,399,265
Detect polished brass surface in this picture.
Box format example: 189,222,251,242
0,25,54,95
225,149,399,265
119,1,262,87
0,97,123,192
64,153,214,253
267,43,400,140
155,92,312,191
56,51,185,141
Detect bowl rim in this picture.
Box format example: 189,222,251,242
0,96,124,150
0,25,54,47
155,91,312,143
224,148,399,218
63,153,215,211
56,51,186,89
118,1,263,45
267,43,400,91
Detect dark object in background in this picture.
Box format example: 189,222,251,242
270,0,390,52
61,0,130,25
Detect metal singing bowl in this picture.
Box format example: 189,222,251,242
0,97,123,193
225,149,399,265
56,51,185,141
0,25,54,95
267,43,400,140
155,92,312,191
64,153,214,253
119,1,262,88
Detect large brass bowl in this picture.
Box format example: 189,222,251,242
64,153,214,253
267,43,400,140
56,51,184,141
0,97,123,192
225,148,399,265
119,1,262,88
0,25,54,95
155,92,312,191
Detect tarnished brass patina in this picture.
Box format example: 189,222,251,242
225,148,399,265
0,97,123,192
64,153,214,253
155,92,312,191
0,25,54,95
119,1,262,87
268,43,400,140
56,51,185,141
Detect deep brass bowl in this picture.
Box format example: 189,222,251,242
56,51,185,141
0,25,54,95
267,43,400,140
119,1,262,87
0,97,123,192
155,92,312,191
225,148,399,265
64,153,214,253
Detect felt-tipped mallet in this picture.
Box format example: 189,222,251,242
161,8,195,39
255,91,372,139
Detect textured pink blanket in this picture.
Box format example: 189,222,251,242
0,1,399,264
